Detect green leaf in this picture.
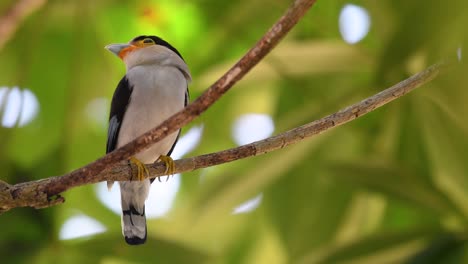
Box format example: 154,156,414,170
404,233,467,264
66,233,210,264
301,228,445,264
327,161,461,218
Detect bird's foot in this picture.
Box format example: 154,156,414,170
129,157,149,181
158,155,175,182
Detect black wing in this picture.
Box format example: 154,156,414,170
106,76,133,154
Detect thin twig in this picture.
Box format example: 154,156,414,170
0,0,46,51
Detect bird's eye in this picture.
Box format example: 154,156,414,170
142,38,155,44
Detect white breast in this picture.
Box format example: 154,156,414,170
117,64,187,163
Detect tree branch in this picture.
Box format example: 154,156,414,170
0,0,47,51
0,0,318,212
0,61,445,213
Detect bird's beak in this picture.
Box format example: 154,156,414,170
105,43,133,58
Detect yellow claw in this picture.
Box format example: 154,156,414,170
129,157,149,181
158,155,175,182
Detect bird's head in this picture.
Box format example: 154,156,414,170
105,35,183,60
105,35,187,72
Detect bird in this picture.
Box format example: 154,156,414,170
105,35,191,245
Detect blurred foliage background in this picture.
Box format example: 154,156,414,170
1,0,468,263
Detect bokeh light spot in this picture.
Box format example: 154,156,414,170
59,214,106,240
339,4,371,44
233,193,263,214
85,97,109,128
232,113,275,146
0,87,39,128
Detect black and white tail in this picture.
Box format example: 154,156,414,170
119,179,150,245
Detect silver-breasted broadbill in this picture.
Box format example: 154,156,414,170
105,35,190,245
